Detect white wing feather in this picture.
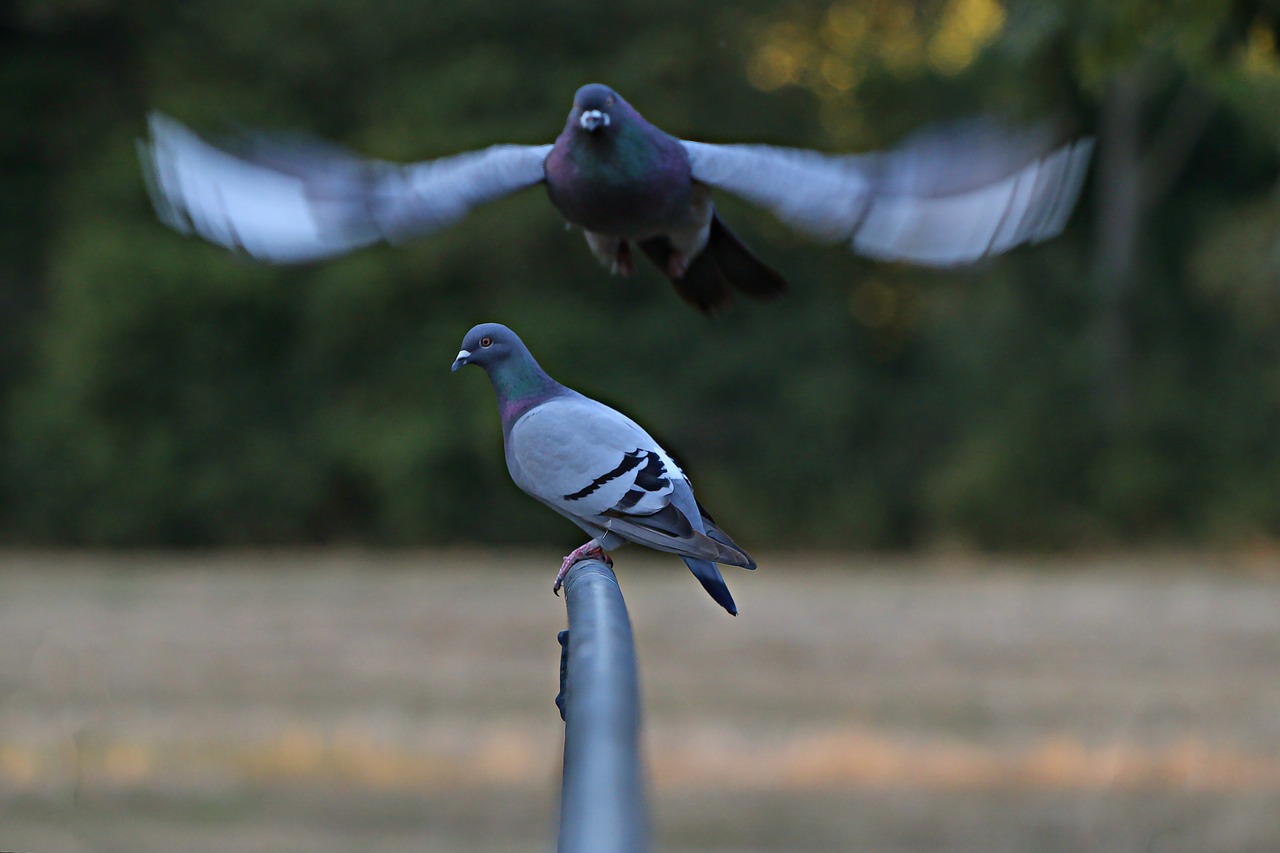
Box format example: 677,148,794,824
682,120,1093,266
139,112,551,263
506,397,683,520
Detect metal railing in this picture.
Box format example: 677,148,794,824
555,558,650,853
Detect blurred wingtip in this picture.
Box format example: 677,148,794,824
849,121,1096,267
1029,135,1096,245
132,109,379,263
137,115,193,236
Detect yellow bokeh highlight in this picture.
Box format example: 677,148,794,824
820,55,861,92
822,2,870,52
929,0,1007,75
748,0,1007,98
1242,19,1280,77
747,44,802,91
746,22,816,91
877,2,927,77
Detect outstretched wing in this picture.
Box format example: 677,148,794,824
139,112,552,263
507,397,751,567
681,119,1093,267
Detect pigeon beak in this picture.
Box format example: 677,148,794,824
578,109,610,133
451,349,471,372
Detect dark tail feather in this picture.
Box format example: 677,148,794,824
638,234,733,314
705,214,788,302
696,500,757,570
638,214,788,315
683,557,738,615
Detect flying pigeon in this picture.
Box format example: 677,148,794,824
451,322,755,614
140,83,1094,313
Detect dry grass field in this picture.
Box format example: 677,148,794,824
0,550,1277,852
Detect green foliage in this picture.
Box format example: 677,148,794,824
1,0,1278,549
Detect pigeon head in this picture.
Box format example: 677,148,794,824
451,322,525,373
568,83,626,136
452,322,564,424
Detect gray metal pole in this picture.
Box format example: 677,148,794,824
556,558,649,853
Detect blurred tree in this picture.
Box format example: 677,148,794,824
742,0,1280,546
0,0,1277,549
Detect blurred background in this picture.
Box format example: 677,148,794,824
2,0,1279,850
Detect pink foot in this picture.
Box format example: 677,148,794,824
613,243,635,277
553,541,614,596
666,251,689,279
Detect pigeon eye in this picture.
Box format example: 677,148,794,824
480,336,493,348
605,96,615,107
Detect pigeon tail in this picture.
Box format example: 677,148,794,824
639,214,788,314
697,499,758,570
704,214,788,301
703,528,757,570
682,557,738,615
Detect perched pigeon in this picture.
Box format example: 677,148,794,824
140,83,1094,313
451,322,754,614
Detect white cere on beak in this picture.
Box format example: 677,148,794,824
579,109,611,132
456,349,471,361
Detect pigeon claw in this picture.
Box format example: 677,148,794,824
666,251,690,280
553,541,612,596
612,242,635,277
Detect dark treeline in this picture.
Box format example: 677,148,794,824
1,0,1277,549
